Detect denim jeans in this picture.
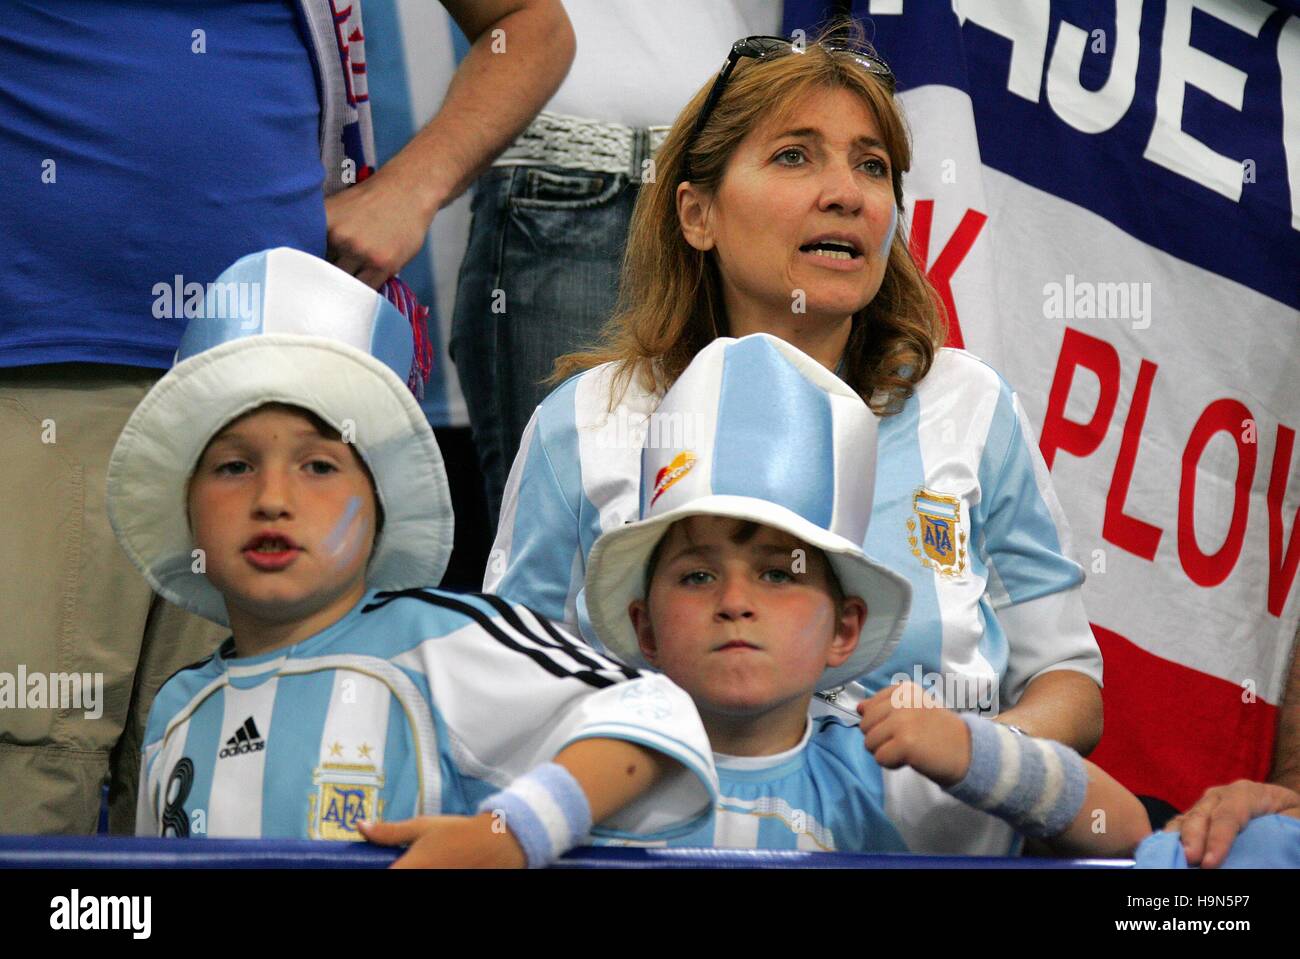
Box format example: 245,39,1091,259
450,163,641,530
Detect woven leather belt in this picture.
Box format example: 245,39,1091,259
493,110,672,179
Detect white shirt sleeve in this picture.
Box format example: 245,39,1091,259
981,389,1102,705
998,587,1104,707
486,405,585,631
420,595,718,838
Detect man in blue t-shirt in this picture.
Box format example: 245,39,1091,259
0,0,575,836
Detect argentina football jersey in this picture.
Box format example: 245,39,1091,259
492,348,1098,711
489,346,1096,856
596,718,909,852
137,588,717,841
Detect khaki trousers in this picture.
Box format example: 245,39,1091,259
0,364,227,834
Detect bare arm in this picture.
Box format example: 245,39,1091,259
1043,760,1151,857
398,0,575,215
552,738,673,822
995,669,1104,755
862,683,1147,857
327,0,576,286
358,738,671,867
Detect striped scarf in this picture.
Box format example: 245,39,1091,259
330,0,433,399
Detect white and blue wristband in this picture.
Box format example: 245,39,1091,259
945,714,1088,839
477,763,593,868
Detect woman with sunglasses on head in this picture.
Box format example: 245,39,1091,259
485,24,1104,855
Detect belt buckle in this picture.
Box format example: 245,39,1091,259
647,126,671,153
629,127,648,182
631,126,673,182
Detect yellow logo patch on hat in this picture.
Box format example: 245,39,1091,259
651,451,697,506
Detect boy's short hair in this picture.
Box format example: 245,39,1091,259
192,401,387,538
643,517,847,609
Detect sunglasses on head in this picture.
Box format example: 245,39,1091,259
683,35,896,182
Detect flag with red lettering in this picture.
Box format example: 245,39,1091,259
787,0,1300,808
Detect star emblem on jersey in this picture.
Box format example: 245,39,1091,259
908,489,967,577
218,717,265,759
308,761,385,841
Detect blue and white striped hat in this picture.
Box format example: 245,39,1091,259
585,334,911,690
107,247,452,625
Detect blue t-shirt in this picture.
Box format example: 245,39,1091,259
0,0,326,369
602,716,910,853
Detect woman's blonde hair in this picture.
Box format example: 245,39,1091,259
552,21,946,413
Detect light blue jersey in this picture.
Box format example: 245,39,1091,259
666,718,909,852
599,710,1018,855
487,349,1094,856
488,349,1101,714
137,588,716,841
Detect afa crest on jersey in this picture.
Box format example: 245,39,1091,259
908,489,967,577
308,761,385,841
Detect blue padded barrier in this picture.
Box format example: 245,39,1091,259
0,836,1133,869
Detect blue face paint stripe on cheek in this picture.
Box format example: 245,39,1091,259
881,204,898,259
331,516,370,571
323,495,363,554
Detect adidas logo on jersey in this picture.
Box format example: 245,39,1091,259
219,717,265,758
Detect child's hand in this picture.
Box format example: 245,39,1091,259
358,812,527,869
857,682,972,788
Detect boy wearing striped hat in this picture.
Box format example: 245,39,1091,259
108,247,717,867
584,333,1151,855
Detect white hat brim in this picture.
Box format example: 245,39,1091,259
106,335,452,625
585,495,910,691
